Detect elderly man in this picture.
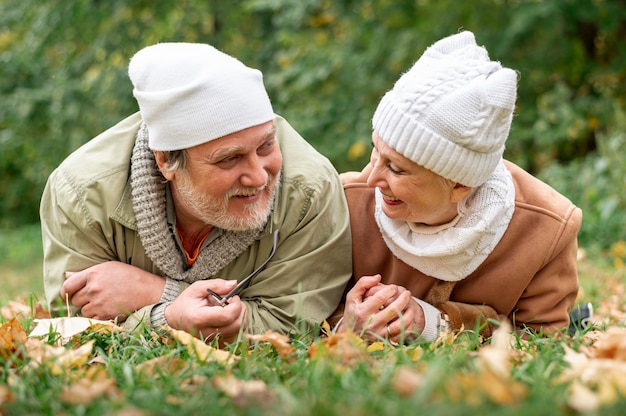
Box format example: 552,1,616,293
40,42,352,344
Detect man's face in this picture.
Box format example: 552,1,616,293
164,121,282,231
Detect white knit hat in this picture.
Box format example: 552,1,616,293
372,31,517,187
128,42,275,151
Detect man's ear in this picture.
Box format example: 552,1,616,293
450,183,472,203
153,151,175,181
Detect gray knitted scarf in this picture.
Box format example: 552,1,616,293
129,123,263,284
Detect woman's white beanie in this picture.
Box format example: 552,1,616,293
128,42,275,151
372,31,517,187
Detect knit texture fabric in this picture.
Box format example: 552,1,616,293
129,42,275,151
374,160,515,281
129,123,265,326
372,31,517,187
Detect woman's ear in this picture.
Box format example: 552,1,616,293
450,183,472,203
153,151,175,181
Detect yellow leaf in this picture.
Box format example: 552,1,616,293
165,327,239,365
366,342,386,353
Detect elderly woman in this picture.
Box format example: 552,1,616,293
336,31,582,342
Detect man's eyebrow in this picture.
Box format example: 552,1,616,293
209,126,277,161
264,126,277,140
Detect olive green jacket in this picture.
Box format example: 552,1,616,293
40,112,352,335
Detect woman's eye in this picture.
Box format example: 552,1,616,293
387,163,403,174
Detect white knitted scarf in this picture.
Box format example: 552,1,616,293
129,123,264,285
375,160,515,282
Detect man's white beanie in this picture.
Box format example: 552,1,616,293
128,42,275,151
372,31,517,187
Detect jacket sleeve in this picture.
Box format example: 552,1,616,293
40,167,117,316
239,172,353,336
438,205,582,338
506,205,583,335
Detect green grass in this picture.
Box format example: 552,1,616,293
0,223,44,304
2,226,626,415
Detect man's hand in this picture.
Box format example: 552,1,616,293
61,261,166,321
337,274,424,342
164,279,248,347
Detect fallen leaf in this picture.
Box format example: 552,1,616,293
0,383,13,405
165,327,239,364
245,331,295,358
392,366,423,396
27,339,95,375
212,373,275,407
0,318,28,361
1,300,49,321
307,330,370,367
591,327,626,360
135,355,188,378
59,366,120,405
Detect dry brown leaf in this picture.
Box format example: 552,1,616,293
27,339,95,375
0,383,13,405
165,327,239,365
135,355,188,378
0,300,49,321
59,366,120,405
559,345,626,411
445,322,526,406
392,366,424,397
307,330,370,367
590,327,626,360
0,318,28,362
104,406,149,416
212,373,275,407
245,331,295,358
29,317,119,343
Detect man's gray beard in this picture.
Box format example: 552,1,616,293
177,170,280,232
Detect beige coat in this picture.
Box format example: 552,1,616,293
343,160,582,337
40,113,352,335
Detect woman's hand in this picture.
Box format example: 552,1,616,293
337,274,425,342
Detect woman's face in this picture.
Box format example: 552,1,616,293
367,132,467,226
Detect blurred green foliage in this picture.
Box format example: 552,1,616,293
1,0,625,249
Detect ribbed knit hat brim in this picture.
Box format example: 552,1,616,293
129,42,275,151
372,31,517,187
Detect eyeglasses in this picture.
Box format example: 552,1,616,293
206,229,279,307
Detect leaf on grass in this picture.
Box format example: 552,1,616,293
0,318,28,361
59,366,120,405
0,383,14,405
245,331,295,358
212,373,275,407
29,317,119,343
0,300,50,321
307,330,370,367
559,329,626,412
27,339,95,375
590,327,626,360
392,366,424,397
136,355,188,378
445,322,526,406
165,327,239,365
